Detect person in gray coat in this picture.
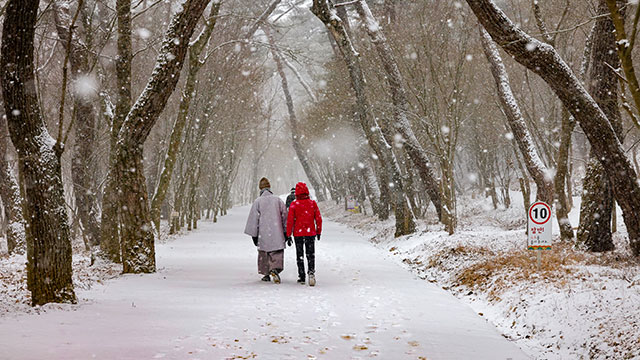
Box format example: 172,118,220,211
244,177,292,283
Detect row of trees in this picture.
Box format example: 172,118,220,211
2,0,640,307
0,0,280,305
292,0,640,254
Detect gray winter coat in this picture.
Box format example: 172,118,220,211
244,189,287,252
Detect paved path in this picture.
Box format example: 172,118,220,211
0,206,528,359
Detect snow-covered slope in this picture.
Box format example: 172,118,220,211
323,194,640,360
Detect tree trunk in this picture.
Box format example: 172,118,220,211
151,3,221,231
0,163,25,255
0,116,26,254
605,0,640,124
100,0,132,263
468,0,640,256
1,0,76,305
479,27,554,206
554,109,574,241
312,0,415,236
115,0,211,273
519,178,530,219
578,0,623,252
336,4,390,221
440,162,456,234
53,0,101,247
265,26,326,202
354,1,443,222
578,158,614,251
357,141,383,218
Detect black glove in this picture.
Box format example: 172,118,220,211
316,234,321,241
284,233,292,247
252,236,258,246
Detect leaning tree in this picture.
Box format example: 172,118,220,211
1,0,76,305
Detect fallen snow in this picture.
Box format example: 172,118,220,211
0,206,526,359
323,193,640,360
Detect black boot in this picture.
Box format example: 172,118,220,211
261,275,270,282
297,277,305,284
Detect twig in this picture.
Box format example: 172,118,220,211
132,0,163,20
335,0,358,7
56,0,85,155
629,1,640,51
36,41,59,73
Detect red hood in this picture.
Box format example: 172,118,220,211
295,182,310,200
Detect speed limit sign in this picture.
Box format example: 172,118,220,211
528,201,552,250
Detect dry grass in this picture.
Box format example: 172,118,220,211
457,243,580,284
422,242,640,302
428,245,491,269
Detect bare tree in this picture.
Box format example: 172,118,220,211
264,25,327,202
467,0,640,256
606,0,640,127
0,114,25,254
354,0,443,224
578,0,623,252
106,0,212,273
150,2,222,231
311,0,416,237
479,28,554,210
52,0,101,247
1,0,76,305
100,0,133,263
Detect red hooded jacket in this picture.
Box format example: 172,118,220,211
286,182,322,237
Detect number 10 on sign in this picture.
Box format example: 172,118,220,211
528,201,552,251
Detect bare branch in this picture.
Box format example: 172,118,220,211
532,0,554,45
55,0,85,154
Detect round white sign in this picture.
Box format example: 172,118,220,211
527,201,552,250
528,202,551,225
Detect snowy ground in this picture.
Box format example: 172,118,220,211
323,194,640,360
0,248,121,316
0,206,527,360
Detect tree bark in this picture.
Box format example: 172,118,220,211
312,0,415,236
0,115,26,254
356,139,383,218
336,6,390,220
354,0,443,222
52,0,101,247
529,0,574,240
479,27,554,206
113,0,211,273
554,109,574,241
100,0,132,263
577,0,623,252
605,0,640,126
1,0,76,305
467,0,640,256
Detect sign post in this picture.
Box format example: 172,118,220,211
527,201,552,270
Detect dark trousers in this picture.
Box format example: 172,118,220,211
294,236,315,279
257,249,284,275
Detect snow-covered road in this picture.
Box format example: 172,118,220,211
0,206,527,359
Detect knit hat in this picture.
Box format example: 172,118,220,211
259,177,271,190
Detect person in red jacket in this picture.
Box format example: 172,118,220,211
286,182,322,286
